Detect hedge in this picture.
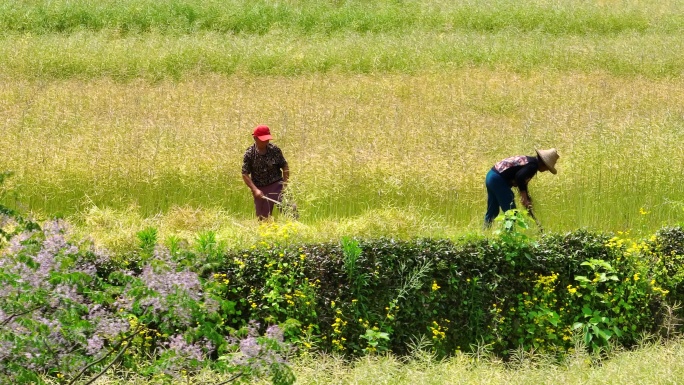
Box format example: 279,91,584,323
2,209,684,383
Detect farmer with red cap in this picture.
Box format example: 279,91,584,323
242,125,290,220
484,148,559,228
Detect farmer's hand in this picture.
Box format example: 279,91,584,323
521,195,532,209
253,189,264,199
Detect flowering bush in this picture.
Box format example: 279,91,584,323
0,214,294,384
3,207,684,383
222,218,684,358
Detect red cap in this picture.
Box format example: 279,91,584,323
252,125,273,141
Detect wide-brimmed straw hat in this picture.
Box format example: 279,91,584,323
535,148,559,174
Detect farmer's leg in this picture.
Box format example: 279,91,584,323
259,181,284,218
484,169,515,227
254,191,271,220
484,170,499,227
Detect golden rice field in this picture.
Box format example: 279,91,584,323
1,0,684,249
2,71,684,244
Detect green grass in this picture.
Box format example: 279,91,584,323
42,338,684,384
1,0,684,80
2,0,679,35
1,31,683,79
262,339,684,385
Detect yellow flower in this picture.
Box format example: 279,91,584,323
432,281,441,291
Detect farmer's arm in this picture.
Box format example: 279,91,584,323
520,190,531,209
282,165,289,187
242,174,264,199
242,150,263,198
277,147,289,187
515,164,538,209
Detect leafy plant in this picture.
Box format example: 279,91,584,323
360,329,390,354
569,259,623,351
493,209,535,266
136,226,158,261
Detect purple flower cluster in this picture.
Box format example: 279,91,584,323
232,323,291,375
266,324,285,343
88,305,130,338
1,220,78,297
166,334,207,361
86,335,105,356
239,336,262,358
157,334,218,377
1,216,294,384
0,220,113,380
110,246,204,327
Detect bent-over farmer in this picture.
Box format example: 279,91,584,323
484,148,559,228
242,125,290,220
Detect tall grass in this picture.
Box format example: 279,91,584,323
1,0,683,80
1,0,684,244
42,338,684,384
2,0,679,35
2,70,684,239
271,339,684,385
1,31,683,80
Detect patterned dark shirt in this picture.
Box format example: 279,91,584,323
242,143,288,187
492,156,539,192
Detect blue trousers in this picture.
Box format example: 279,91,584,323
484,169,516,227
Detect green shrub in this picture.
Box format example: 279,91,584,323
220,217,681,358
4,211,684,383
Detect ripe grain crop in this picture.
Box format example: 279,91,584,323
2,70,683,239
1,0,684,244
1,32,683,80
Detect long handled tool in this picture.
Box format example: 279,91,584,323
527,206,544,233
261,195,299,220
261,195,281,206
526,195,543,232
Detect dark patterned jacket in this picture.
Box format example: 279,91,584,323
241,143,288,187
492,156,539,192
